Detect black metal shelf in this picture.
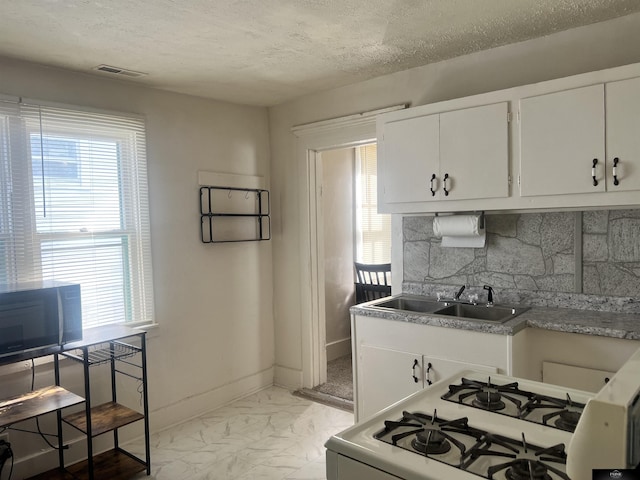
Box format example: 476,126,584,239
4,325,150,480
55,327,150,480
199,185,271,243
61,341,141,366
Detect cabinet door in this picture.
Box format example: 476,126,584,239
439,102,509,200
359,345,423,419
519,84,605,196
423,356,498,387
542,361,614,393
606,76,640,192
380,114,439,204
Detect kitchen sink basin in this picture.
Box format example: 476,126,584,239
369,295,527,323
434,303,525,323
373,297,443,314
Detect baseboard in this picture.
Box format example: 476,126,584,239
274,364,303,390
326,337,352,362
149,366,274,433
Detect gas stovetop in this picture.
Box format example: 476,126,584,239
327,350,640,480
326,370,595,480
441,377,586,433
375,410,570,479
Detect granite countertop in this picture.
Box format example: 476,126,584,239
350,296,640,340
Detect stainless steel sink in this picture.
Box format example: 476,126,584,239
433,303,525,323
369,295,527,323
373,297,443,314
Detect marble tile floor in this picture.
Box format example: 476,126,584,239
128,386,354,480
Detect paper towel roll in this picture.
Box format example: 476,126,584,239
433,214,481,237
433,214,485,248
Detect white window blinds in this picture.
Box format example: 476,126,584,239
355,144,391,264
0,98,154,327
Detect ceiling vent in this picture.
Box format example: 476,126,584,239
92,65,148,78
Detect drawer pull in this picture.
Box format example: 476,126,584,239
613,157,620,186
443,173,450,196
429,174,437,196
592,158,598,186
412,359,419,383
425,362,433,385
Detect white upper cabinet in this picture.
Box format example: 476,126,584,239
520,77,640,197
376,63,640,214
382,114,439,204
606,76,640,192
519,84,606,197
380,102,509,206
439,102,509,200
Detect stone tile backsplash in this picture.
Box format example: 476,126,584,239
402,210,640,314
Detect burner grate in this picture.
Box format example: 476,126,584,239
444,377,533,412
442,377,585,433
375,412,570,479
378,409,485,460
520,393,586,432
461,433,569,480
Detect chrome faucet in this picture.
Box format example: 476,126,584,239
483,285,494,306
454,285,466,301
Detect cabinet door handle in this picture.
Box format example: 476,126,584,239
425,362,433,385
612,157,620,186
411,359,419,383
429,174,437,196
592,159,598,186
443,173,450,196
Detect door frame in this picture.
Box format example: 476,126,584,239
292,105,404,388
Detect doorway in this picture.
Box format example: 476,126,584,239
312,146,356,406
289,104,404,400
306,144,391,408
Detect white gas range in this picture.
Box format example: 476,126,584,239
326,347,640,479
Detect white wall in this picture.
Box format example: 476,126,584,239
321,148,354,361
0,57,273,477
269,12,640,389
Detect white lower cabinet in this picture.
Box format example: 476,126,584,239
352,314,517,421
359,344,498,419
513,328,640,392
542,361,615,393
359,345,423,419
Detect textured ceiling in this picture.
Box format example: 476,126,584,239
2,0,640,106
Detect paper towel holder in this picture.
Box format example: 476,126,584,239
435,211,485,230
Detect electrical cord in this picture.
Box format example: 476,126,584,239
30,360,68,451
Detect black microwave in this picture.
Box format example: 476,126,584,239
0,281,82,358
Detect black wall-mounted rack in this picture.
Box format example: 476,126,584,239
199,186,271,243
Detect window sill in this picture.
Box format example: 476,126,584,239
135,322,160,339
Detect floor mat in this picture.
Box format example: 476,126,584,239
293,388,353,412
313,354,353,401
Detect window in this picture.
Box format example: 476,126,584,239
354,144,391,264
0,98,154,328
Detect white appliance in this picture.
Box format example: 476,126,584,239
326,347,640,479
